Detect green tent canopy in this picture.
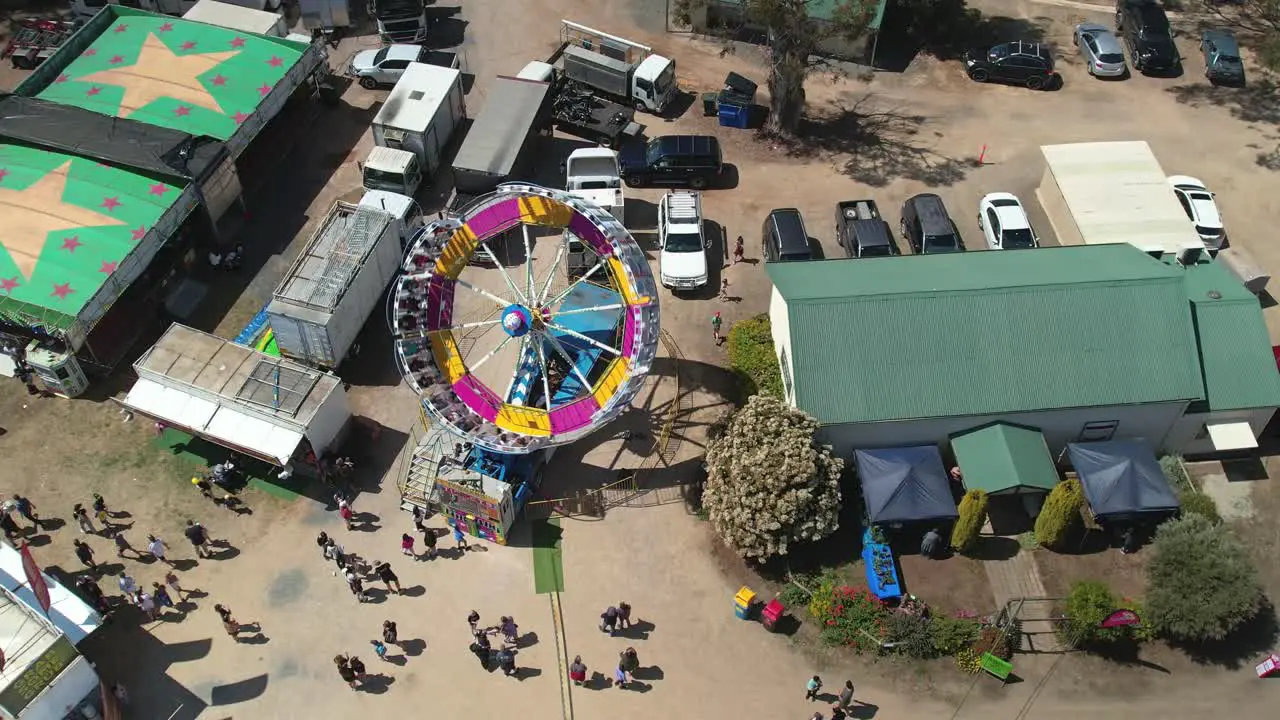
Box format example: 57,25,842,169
951,422,1060,495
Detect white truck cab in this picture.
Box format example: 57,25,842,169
658,191,708,290
363,146,423,197
564,148,624,224
359,189,425,248
632,54,677,114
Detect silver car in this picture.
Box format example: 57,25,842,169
1074,23,1128,78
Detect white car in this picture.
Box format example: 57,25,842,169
978,192,1039,250
349,44,423,89
1167,176,1226,249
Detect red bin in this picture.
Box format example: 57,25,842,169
761,599,784,631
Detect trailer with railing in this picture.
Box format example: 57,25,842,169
2,18,79,70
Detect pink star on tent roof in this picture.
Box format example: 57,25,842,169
233,111,250,124
159,22,174,32
86,86,101,97
109,55,124,64
131,226,148,241
230,37,245,48
101,196,121,212
55,74,68,83
174,105,191,117
267,56,283,68
181,40,197,51
257,83,271,97
0,169,8,184
113,24,128,33
61,236,82,253
83,48,97,57
99,261,117,274
149,183,168,196
0,277,17,294
211,74,227,87
51,283,74,300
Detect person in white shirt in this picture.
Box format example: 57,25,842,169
147,534,173,565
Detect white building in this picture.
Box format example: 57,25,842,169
767,244,1280,459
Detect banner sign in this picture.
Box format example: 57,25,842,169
19,542,50,615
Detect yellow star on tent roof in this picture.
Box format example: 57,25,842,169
0,161,127,279
75,32,238,117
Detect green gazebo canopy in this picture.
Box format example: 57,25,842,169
951,422,1060,495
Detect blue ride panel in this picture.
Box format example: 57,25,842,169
551,282,623,404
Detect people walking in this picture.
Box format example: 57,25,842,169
382,620,398,647
348,656,366,683
838,680,854,709
400,533,415,559
137,590,157,621
11,495,39,530
184,520,210,558
374,560,402,594
453,526,469,552
620,647,640,675
422,527,437,559
413,505,427,535
497,647,517,677
214,604,241,640
73,504,94,534
117,572,138,601
614,662,628,689
372,639,388,661
600,605,619,635
316,531,329,556
618,600,632,629
92,492,111,521
711,311,723,344
830,703,847,720
468,610,480,633
345,570,369,602
335,655,358,689
469,636,490,669
0,512,20,541
500,616,518,645
806,675,823,701
76,576,109,615
152,582,174,612
147,535,173,565
569,655,587,686
339,503,354,530
73,539,97,570
112,531,139,559
732,235,745,264
164,570,189,601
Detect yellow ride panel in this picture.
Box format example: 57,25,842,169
427,330,467,384
495,404,552,435
607,258,650,306
591,357,630,407
518,195,574,227
435,225,479,279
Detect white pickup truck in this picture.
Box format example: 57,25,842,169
658,191,709,290
564,147,625,224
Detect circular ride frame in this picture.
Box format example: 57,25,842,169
391,184,661,454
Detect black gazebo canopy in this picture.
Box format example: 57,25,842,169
855,446,959,525
1067,441,1181,519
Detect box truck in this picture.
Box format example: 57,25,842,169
371,62,466,181
183,0,289,37
555,20,677,114
267,202,405,369
449,75,552,199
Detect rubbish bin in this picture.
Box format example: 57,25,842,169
717,88,752,109
723,71,758,99
734,585,757,620
702,92,718,117
719,103,750,129
761,599,784,632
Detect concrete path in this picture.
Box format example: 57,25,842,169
982,547,1063,654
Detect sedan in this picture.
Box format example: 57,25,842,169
1168,176,1226,249
1073,23,1128,78
978,192,1039,250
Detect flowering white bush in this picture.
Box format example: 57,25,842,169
703,395,843,559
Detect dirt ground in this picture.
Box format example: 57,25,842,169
3,0,1280,717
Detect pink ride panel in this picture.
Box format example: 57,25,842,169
467,199,521,238
452,376,500,421
568,213,611,257
622,307,639,358
550,397,600,433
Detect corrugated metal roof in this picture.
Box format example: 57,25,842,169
951,422,1060,494
1040,141,1203,255
769,245,1205,425
1185,261,1280,411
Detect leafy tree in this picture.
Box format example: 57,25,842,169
1178,489,1221,524
950,488,988,554
1060,580,1147,648
703,394,844,559
1145,513,1264,642
1033,479,1084,550
673,0,877,133
727,314,783,399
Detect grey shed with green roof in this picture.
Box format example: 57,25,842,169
766,244,1212,458
950,423,1060,495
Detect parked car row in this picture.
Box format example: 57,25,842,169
966,1,1245,90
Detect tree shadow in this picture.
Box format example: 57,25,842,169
1167,596,1280,669
781,95,972,188
1166,79,1280,170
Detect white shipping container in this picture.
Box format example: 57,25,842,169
268,203,404,368
183,0,289,37
371,62,466,178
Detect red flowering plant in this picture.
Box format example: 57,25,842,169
809,580,889,652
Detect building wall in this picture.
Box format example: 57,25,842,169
1164,406,1276,456
692,2,873,63
1035,166,1084,247
816,400,1190,460
768,287,795,404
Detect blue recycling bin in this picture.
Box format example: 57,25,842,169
718,103,749,129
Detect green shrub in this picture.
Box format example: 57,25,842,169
1060,580,1148,648
808,583,889,652
1178,489,1220,524
1146,514,1263,642
950,489,989,554
1159,455,1192,491
886,611,935,658
726,314,783,399
929,614,981,655
1034,479,1084,550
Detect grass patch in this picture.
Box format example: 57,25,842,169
531,516,565,594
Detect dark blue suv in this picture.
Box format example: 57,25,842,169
620,135,723,190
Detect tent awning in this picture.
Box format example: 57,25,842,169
1067,440,1181,518
951,423,1060,494
855,445,959,524
122,378,302,465
1207,421,1258,452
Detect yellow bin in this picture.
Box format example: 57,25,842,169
735,586,756,608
